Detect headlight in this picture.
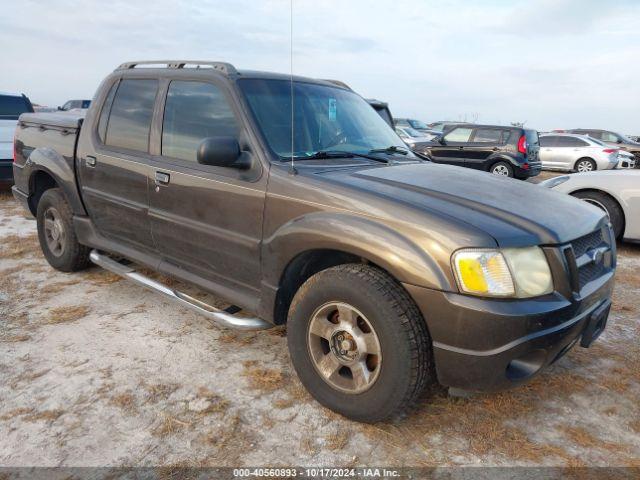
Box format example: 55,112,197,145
452,247,553,298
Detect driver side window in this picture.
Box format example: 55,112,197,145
444,127,473,143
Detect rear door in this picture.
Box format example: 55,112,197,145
464,128,510,170
428,126,473,167
539,135,561,168
148,78,267,301
77,78,158,253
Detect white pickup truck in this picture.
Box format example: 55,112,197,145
0,92,34,183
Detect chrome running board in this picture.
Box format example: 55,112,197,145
89,250,272,331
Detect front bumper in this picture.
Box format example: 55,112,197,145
403,238,615,392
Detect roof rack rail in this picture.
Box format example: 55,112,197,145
116,60,238,75
323,79,352,90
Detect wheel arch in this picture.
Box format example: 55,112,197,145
573,157,596,171
262,213,454,325
570,188,626,236
25,147,87,216
487,156,516,172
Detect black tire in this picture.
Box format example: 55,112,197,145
574,158,596,173
287,264,435,422
490,161,514,177
36,188,91,272
573,191,624,239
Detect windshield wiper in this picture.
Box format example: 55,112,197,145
289,150,390,164
368,145,409,155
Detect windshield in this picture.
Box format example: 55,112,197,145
408,119,428,130
239,79,410,159
0,95,32,120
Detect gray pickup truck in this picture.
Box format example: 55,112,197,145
12,60,615,422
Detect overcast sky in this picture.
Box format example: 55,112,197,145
2,0,639,132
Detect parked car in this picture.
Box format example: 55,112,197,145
568,129,640,166
395,117,431,132
58,99,91,111
12,60,614,422
366,99,394,127
617,150,636,169
0,92,34,183
395,126,436,153
542,170,640,241
425,124,542,179
539,133,619,172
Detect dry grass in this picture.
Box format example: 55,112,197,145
153,413,192,437
562,426,627,454
0,234,39,259
196,386,229,414
39,279,82,296
47,305,90,324
0,407,34,421
109,392,137,412
142,383,179,404
242,362,286,392
23,409,64,423
272,397,296,409
1,334,31,343
82,269,122,285
218,332,256,345
325,428,350,450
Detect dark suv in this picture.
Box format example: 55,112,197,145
568,129,640,166
425,124,541,179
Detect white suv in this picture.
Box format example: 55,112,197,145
0,92,34,183
539,133,619,172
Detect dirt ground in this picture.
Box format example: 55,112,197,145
0,182,639,469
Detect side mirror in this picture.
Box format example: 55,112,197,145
617,139,623,144
437,136,446,145
57,106,63,111
197,137,250,169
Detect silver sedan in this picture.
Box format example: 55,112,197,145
539,133,619,172
541,170,640,241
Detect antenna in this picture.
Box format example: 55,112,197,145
289,0,297,175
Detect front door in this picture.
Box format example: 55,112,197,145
77,78,158,253
148,79,267,302
428,126,473,167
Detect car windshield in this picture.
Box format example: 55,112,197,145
0,95,31,120
239,79,411,160
408,119,428,129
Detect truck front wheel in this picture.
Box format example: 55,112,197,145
287,264,435,422
36,188,90,272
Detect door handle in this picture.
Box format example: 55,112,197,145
86,155,97,167
458,146,464,150
492,147,499,151
155,171,170,186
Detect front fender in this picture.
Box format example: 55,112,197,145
262,212,455,292
24,147,86,215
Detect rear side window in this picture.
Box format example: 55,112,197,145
473,128,510,143
445,127,473,143
105,79,158,153
162,81,238,162
601,131,621,143
97,82,118,143
556,136,586,147
0,95,32,120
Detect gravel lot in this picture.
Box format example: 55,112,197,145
0,181,639,469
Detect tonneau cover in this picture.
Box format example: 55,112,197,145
18,111,85,130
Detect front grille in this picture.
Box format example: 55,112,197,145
567,228,610,290
572,230,604,258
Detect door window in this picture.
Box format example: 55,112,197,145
601,131,621,143
472,128,508,143
104,79,159,153
162,81,239,162
540,136,558,147
444,127,473,143
97,82,118,143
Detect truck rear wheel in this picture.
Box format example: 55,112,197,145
287,264,435,422
36,188,90,272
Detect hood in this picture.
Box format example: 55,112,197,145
319,162,606,247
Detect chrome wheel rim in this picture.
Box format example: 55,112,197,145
492,165,509,176
307,302,382,394
577,161,594,172
43,207,66,257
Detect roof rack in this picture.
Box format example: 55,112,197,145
115,60,237,75
322,79,352,90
